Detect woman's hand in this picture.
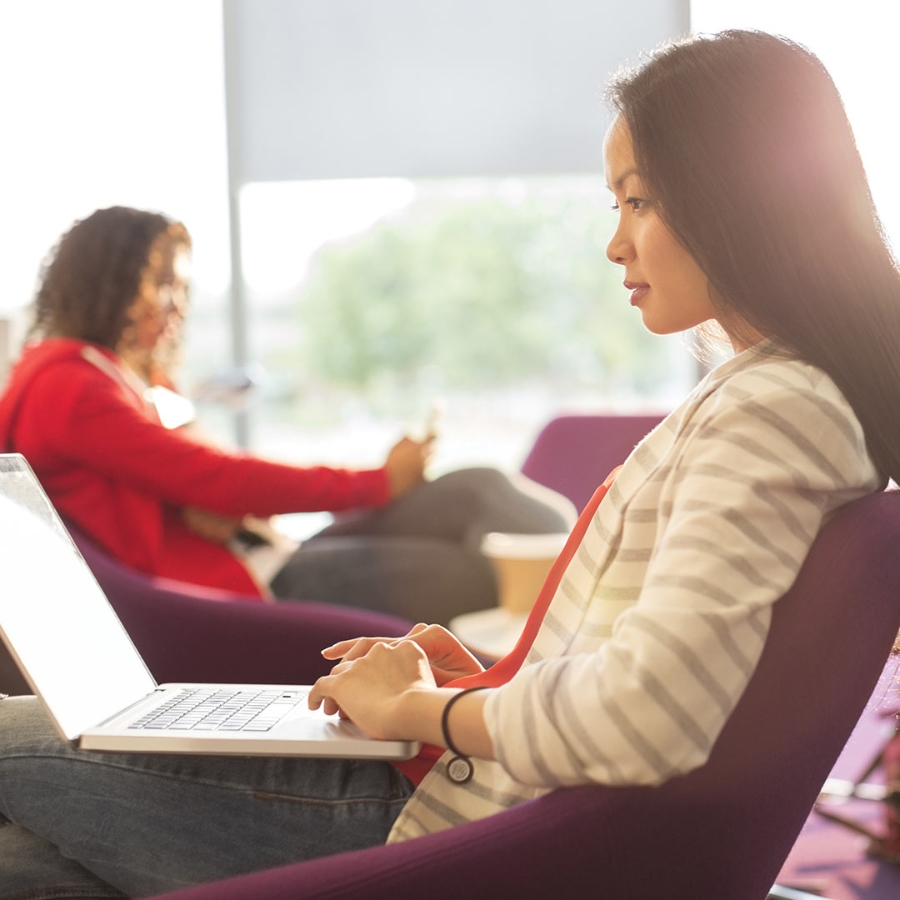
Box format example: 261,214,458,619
314,625,496,756
322,623,484,686
384,436,433,499
308,639,436,740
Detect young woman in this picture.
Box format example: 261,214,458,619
0,206,574,625
1,29,899,897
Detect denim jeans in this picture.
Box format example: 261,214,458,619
0,697,415,899
271,467,576,624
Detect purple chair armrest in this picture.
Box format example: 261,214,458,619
148,786,620,900
118,591,413,686
68,524,412,686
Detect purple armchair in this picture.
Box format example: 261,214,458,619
520,413,666,510
142,489,900,900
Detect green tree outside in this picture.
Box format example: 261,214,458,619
279,190,677,423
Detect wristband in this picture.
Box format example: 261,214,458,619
441,686,489,784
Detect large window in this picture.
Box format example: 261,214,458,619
216,0,694,474
691,1,900,248
229,1,900,476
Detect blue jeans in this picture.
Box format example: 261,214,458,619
270,467,575,624
0,696,415,898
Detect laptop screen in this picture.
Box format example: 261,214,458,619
0,455,156,739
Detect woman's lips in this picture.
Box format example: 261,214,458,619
624,281,649,306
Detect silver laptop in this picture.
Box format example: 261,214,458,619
0,454,418,760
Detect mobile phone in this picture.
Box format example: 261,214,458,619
410,399,444,441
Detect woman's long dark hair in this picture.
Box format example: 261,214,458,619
608,30,900,483
31,206,188,350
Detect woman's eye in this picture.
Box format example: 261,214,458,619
610,197,647,213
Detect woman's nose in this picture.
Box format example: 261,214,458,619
606,226,631,265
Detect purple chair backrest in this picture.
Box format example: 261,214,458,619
521,413,667,511
151,490,900,900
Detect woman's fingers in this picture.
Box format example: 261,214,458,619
321,637,381,660
321,623,432,661
308,671,344,716
309,640,436,740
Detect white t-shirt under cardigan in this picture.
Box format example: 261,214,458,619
388,340,881,842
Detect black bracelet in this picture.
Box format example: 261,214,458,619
441,686,489,784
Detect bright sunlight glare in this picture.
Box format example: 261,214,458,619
691,0,900,253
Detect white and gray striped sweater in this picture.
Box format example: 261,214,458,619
388,341,881,842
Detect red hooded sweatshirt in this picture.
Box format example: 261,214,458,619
0,339,390,597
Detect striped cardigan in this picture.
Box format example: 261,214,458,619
388,340,881,841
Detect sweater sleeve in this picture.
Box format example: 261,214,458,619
483,372,879,788
19,359,391,517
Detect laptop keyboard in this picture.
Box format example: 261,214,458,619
129,687,308,733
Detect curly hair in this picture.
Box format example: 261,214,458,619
30,206,191,350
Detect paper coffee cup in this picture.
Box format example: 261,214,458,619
480,532,569,614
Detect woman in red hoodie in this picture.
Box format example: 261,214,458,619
0,207,573,623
